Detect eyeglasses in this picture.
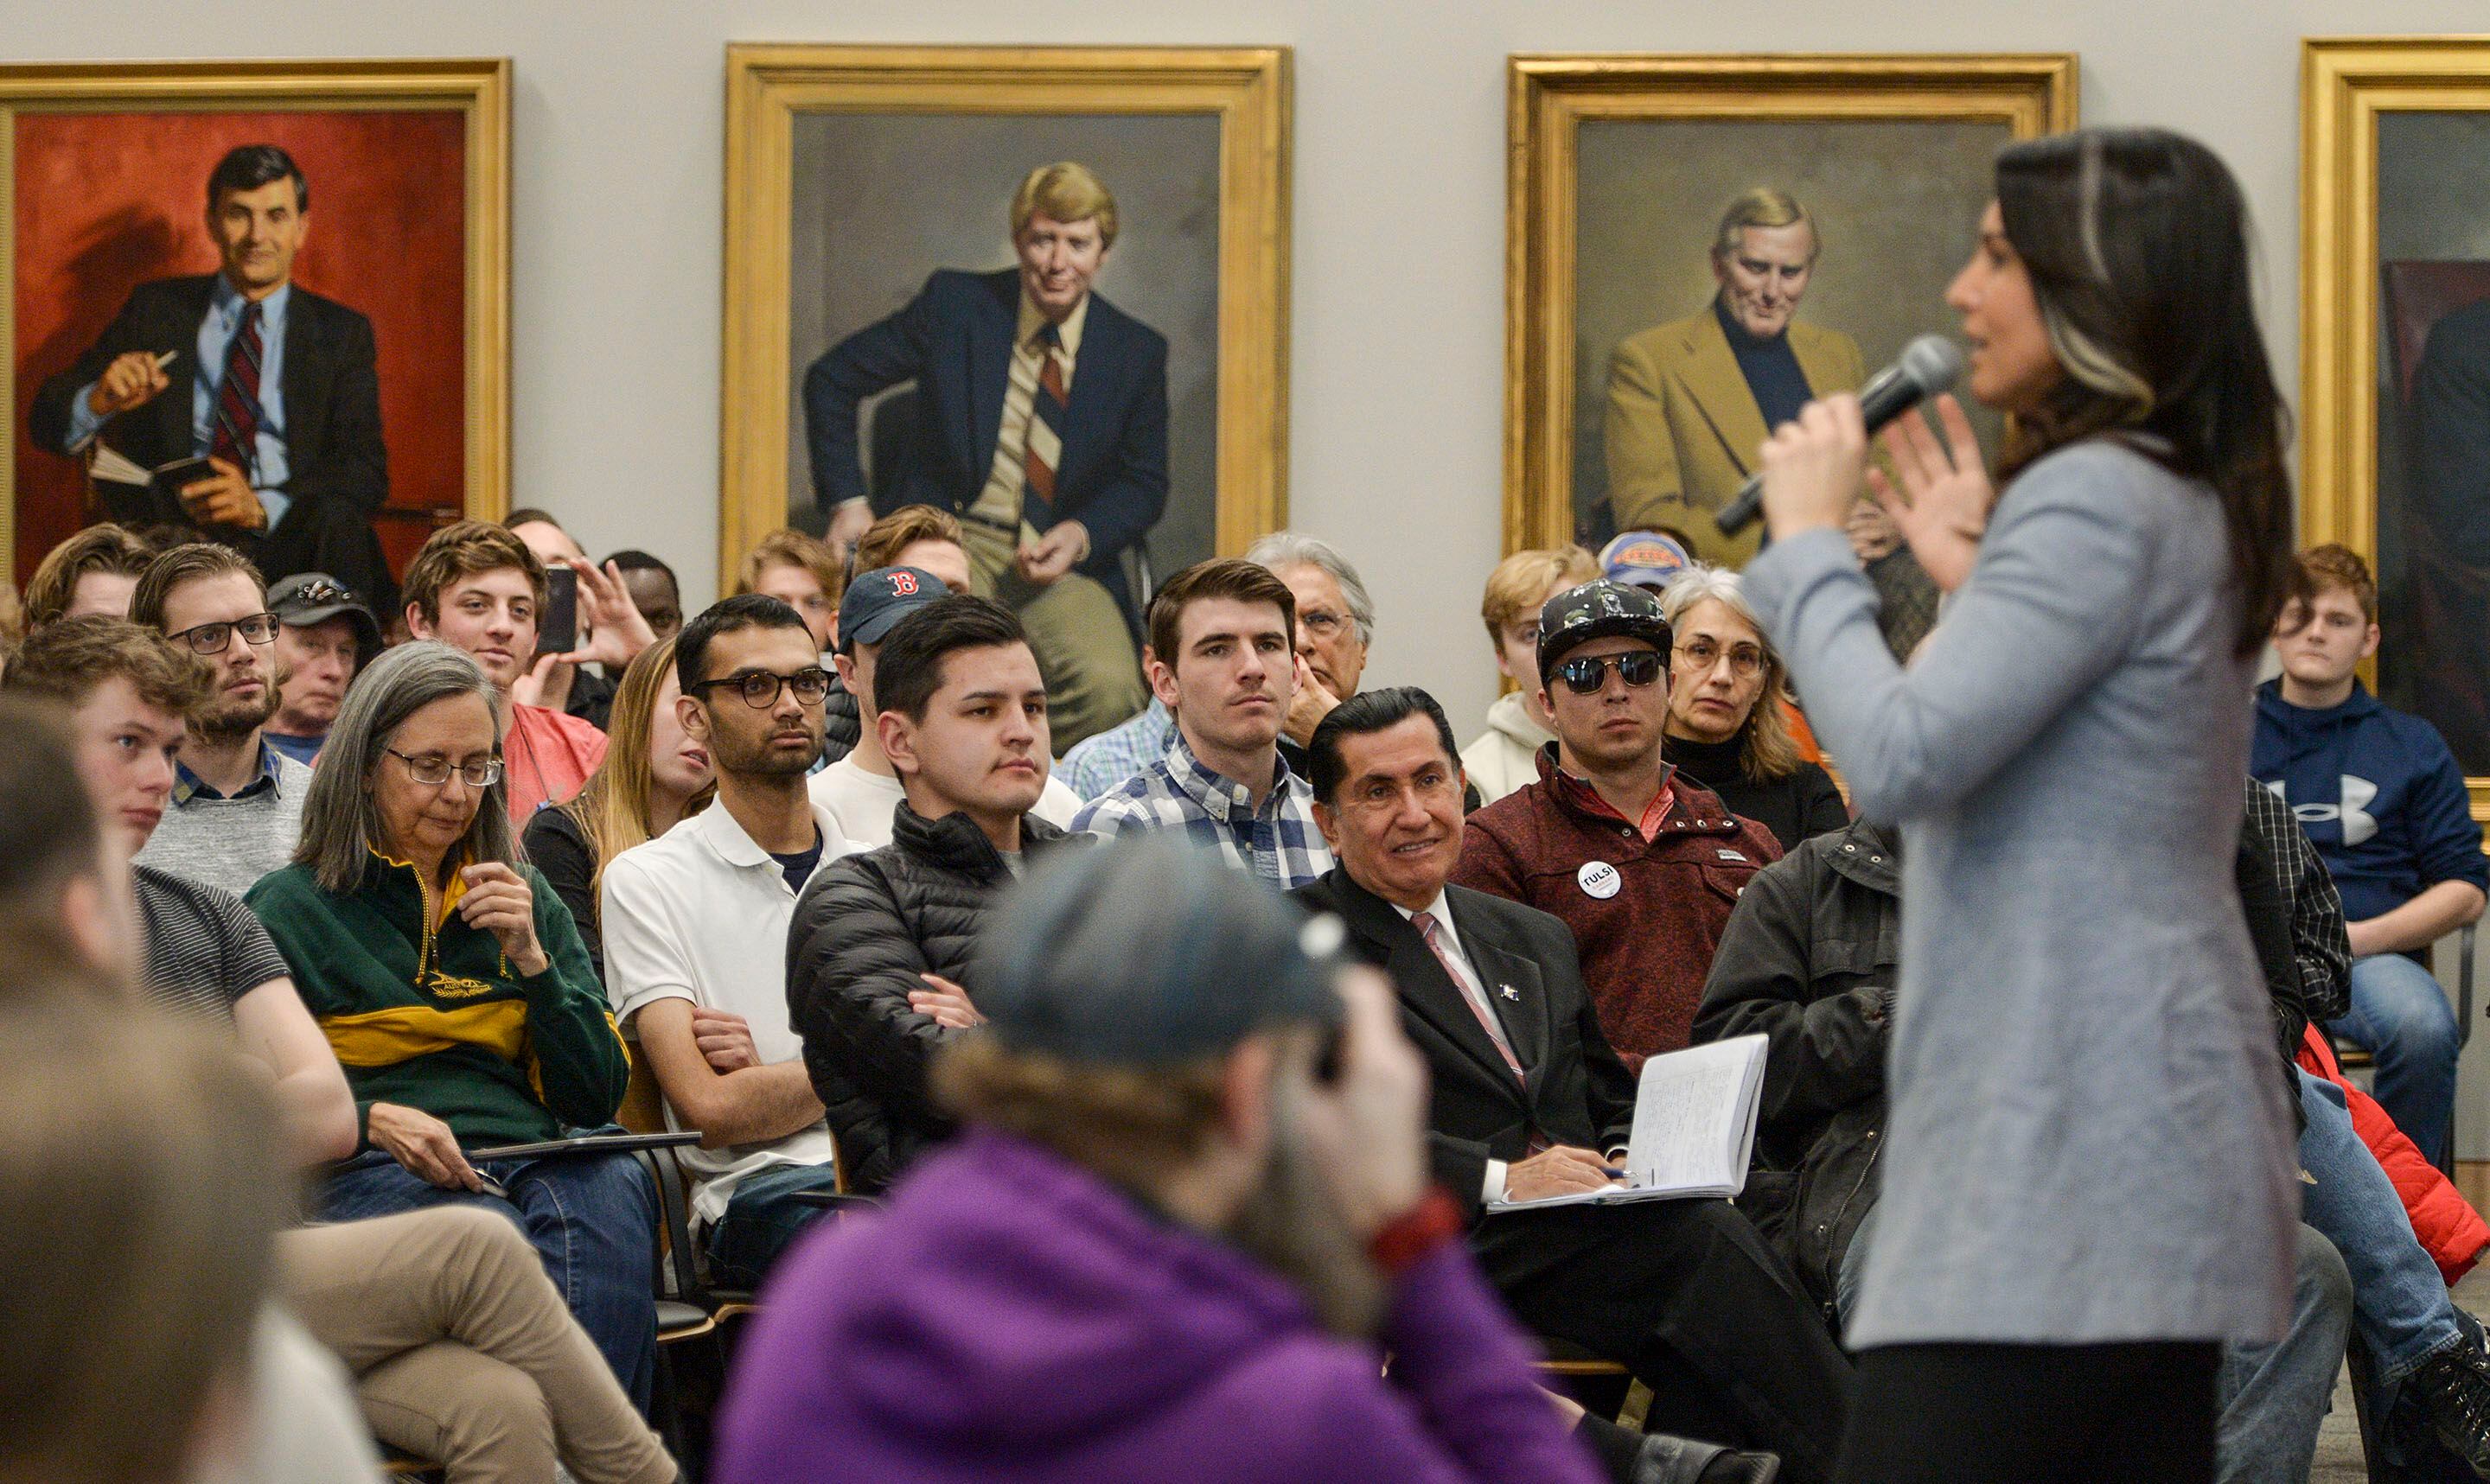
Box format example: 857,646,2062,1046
386,748,504,789
1299,608,1352,642
165,612,278,654
1674,639,1766,680
1553,650,1664,695
690,667,833,709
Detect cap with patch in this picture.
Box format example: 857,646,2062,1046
837,565,948,653
973,835,1347,1067
1536,578,1672,688
265,571,380,656
1598,531,1692,591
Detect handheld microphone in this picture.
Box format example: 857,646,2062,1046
1713,334,1966,538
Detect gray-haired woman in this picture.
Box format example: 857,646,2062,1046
244,641,658,1411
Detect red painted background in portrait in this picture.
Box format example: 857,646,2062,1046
11,109,466,583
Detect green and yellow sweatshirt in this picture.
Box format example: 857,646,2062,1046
247,850,629,1148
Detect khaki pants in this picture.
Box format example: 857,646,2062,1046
966,531,1147,754
282,1208,676,1484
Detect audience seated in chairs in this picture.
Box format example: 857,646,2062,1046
1453,579,1778,1067
265,571,381,766
1462,545,1599,808
719,837,1612,1484
601,595,859,1288
788,595,1092,1195
129,542,315,895
1655,565,1848,852
524,636,713,988
814,503,977,768
401,520,610,822
243,641,661,1412
20,519,155,629
1073,559,1334,889
2254,544,2489,1170
1293,686,1848,1483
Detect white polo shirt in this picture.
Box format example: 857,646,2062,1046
600,801,855,1227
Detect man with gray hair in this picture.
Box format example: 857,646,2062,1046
1245,530,1376,771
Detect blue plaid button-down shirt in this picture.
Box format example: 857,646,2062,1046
169,739,287,804
1070,729,1333,890
1057,698,1175,802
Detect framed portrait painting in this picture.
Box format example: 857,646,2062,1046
2303,37,2490,829
719,43,1289,621
1,59,509,597
1505,54,2077,570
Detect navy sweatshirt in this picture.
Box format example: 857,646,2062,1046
2251,679,2487,926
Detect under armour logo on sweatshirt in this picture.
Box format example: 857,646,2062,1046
2289,774,2379,846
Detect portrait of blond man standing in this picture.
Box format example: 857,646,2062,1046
1604,188,1865,566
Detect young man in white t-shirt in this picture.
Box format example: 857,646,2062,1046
810,563,1081,848
600,592,858,1286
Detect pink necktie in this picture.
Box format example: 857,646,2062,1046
1414,910,1523,1082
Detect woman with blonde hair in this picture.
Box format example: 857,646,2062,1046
1657,564,1847,850
525,635,714,984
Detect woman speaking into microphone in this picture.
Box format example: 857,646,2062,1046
1747,129,2298,1483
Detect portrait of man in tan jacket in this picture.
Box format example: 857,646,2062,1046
1603,188,1864,566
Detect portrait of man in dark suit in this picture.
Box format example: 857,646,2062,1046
803,161,1165,750
29,143,394,608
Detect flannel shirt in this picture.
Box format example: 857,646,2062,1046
1057,698,1175,802
1071,730,1333,890
2244,777,2354,1025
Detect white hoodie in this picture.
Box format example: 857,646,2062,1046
1459,690,1555,807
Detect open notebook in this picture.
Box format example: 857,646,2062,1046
1485,1033,1768,1213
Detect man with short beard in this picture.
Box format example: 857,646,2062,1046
129,543,312,895
787,595,1090,1195
718,837,1607,1484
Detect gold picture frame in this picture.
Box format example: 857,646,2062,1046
1504,53,2077,557
718,43,1291,589
2302,37,2490,831
0,57,511,586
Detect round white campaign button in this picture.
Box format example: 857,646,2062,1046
1577,861,1621,900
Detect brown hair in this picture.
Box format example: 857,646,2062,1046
734,528,845,609
1478,546,1599,648
1146,558,1297,674
402,520,547,623
21,525,154,630
129,543,264,634
3,615,212,717
0,990,285,1484
1009,162,1119,250
935,1035,1226,1191
2290,544,2378,626
558,636,712,907
855,505,966,576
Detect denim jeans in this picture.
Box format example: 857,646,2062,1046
323,1136,660,1414
2329,952,2460,1169
700,1160,847,1291
2295,1069,2464,1382
2214,1224,2353,1484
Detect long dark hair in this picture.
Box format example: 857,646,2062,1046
1993,128,2292,654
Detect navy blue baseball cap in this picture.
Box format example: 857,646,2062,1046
837,565,948,653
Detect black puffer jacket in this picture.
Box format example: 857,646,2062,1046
1692,816,1896,1317
819,670,863,767
786,802,1088,1194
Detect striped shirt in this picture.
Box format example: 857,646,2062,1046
1071,731,1333,891
136,863,290,1022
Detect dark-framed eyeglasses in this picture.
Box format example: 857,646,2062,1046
1673,639,1766,680
690,666,833,709
165,612,278,655
386,748,504,789
1553,650,1665,695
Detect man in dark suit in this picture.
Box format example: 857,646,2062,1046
1293,685,1853,1484
802,162,1162,751
29,144,393,609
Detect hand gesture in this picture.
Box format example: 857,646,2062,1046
87,349,170,419
508,650,565,711
366,1100,487,1192
1014,520,1090,586
691,1006,762,1072
179,457,267,531
1299,965,1432,1237
1846,494,1902,563
1758,395,1871,542
827,500,874,559
458,862,549,978
1867,395,1993,595
553,558,658,670
1504,1145,1627,1203
908,972,986,1030
1282,653,1340,748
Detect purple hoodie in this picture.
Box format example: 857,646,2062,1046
712,1131,1605,1484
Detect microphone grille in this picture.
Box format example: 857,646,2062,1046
1900,334,1966,394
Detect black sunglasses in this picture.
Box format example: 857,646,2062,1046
1553,650,1665,695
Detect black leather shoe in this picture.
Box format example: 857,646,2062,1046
1631,1432,1781,1484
